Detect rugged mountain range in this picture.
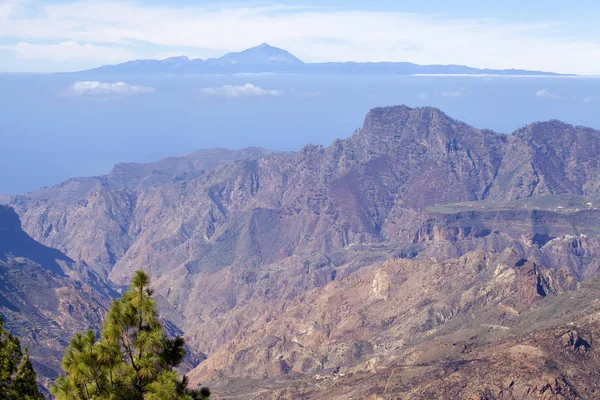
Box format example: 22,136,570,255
3,105,600,398
5,147,271,278
9,106,600,279
82,43,567,76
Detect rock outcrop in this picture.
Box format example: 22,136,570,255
0,205,114,389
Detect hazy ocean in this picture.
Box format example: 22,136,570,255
1,73,599,193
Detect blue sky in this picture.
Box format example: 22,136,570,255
1,0,600,74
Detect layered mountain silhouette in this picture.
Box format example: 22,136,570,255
4,106,600,397
82,43,568,76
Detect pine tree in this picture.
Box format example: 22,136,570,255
52,270,210,400
0,315,44,400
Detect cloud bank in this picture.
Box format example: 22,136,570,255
68,81,155,97
199,83,282,99
8,41,132,63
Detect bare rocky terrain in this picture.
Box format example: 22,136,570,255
3,105,600,398
0,205,114,391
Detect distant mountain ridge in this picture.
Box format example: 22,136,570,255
82,43,569,76
4,146,271,202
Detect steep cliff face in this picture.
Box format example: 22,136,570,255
515,121,600,195
0,205,114,388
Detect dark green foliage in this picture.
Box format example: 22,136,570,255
0,315,44,400
51,270,210,400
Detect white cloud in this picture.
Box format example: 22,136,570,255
583,96,594,104
1,1,600,74
68,81,155,97
535,88,560,99
416,93,428,100
3,40,134,64
199,83,282,98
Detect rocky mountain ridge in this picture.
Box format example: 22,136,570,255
3,146,271,278
4,105,600,398
9,106,600,281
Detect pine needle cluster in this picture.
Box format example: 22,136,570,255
0,315,44,400
51,270,210,400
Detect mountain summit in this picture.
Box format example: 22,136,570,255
213,43,304,65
